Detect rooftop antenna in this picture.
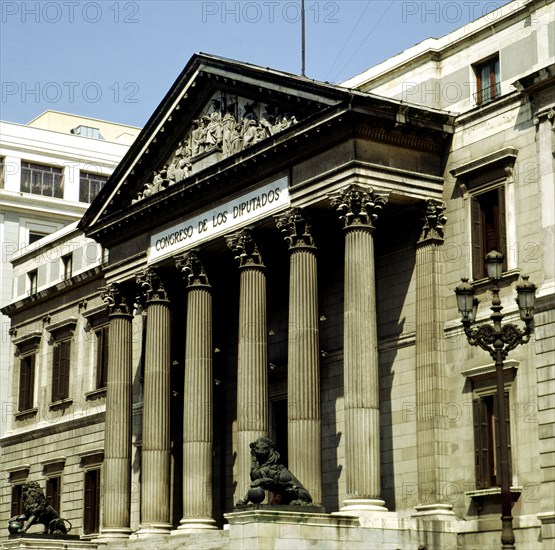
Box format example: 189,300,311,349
301,0,306,76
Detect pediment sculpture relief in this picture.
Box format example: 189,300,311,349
132,93,299,203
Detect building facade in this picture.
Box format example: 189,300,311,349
0,112,140,439
1,1,553,548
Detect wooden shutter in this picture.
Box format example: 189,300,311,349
59,340,70,400
84,470,100,534
11,485,23,517
471,196,484,279
46,477,61,513
497,186,507,271
52,345,61,401
493,392,512,483
18,355,35,411
473,398,491,489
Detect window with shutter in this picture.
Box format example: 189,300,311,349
46,477,61,513
95,326,109,389
83,469,100,534
10,485,24,517
470,186,507,280
18,355,35,411
52,339,71,402
473,392,512,489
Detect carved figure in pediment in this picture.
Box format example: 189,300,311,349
230,123,244,154
222,109,237,156
206,110,223,148
168,157,191,184
192,118,207,156
260,106,276,137
243,119,259,148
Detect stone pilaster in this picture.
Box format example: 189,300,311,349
226,230,268,503
175,252,217,530
100,283,133,538
135,269,172,534
414,200,453,516
276,209,322,505
330,184,388,512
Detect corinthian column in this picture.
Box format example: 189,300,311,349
100,283,133,538
135,269,171,534
330,184,388,512
226,230,268,503
175,252,217,530
414,200,453,516
276,209,322,505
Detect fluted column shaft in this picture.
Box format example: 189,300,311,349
344,226,381,499
415,200,452,514
227,230,268,502
101,285,132,537
176,252,217,529
139,283,171,531
330,185,388,511
277,209,322,505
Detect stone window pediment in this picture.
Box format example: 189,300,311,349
12,331,42,356
46,317,78,342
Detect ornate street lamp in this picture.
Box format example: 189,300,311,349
455,251,536,550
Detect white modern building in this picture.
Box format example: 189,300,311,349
0,112,140,437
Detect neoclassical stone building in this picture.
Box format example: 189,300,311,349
1,1,553,548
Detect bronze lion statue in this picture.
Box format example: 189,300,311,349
8,481,71,535
236,437,313,506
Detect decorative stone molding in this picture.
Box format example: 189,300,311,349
135,268,169,303
449,147,518,188
329,184,388,230
419,199,447,241
12,331,42,356
175,251,210,288
45,318,78,343
100,283,132,316
226,229,265,269
275,208,315,250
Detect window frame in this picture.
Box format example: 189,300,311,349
10,484,24,518
62,253,73,281
28,269,38,295
20,161,64,198
83,468,101,535
474,54,500,106
45,475,62,514
18,353,36,412
52,338,71,403
79,170,108,203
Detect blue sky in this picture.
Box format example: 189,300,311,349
1,0,511,128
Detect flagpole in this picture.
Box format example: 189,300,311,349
301,0,306,76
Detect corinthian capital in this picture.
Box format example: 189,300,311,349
275,208,315,250
135,268,169,304
329,184,388,230
226,229,264,269
420,199,447,241
175,251,211,288
100,283,132,316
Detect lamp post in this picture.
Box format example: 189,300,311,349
454,251,536,550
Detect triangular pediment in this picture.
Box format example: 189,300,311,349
80,54,346,231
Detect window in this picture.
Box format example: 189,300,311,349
28,269,38,295
473,393,512,489
29,232,48,245
83,469,101,535
80,171,108,203
474,56,500,105
10,485,24,517
471,186,507,279
46,476,61,513
21,161,64,198
52,339,71,402
62,254,73,280
0,156,5,189
18,354,35,412
71,126,104,140
95,325,109,389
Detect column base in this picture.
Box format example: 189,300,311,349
339,498,388,512
133,523,172,536
97,527,132,540
413,503,455,518
174,518,218,532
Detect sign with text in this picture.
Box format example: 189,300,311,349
148,176,289,263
